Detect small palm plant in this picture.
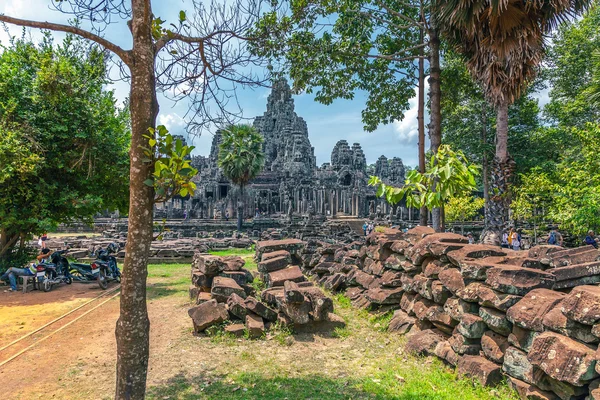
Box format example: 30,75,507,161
218,124,265,233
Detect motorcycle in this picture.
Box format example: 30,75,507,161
70,243,121,289
37,250,72,292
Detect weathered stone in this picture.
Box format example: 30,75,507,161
528,245,563,259
409,232,468,265
503,346,544,384
280,296,312,324
380,270,403,287
284,280,305,303
542,302,598,344
300,286,334,321
481,330,509,364
444,297,479,322
457,355,503,387
258,256,291,275
260,287,285,307
538,375,588,400
413,296,435,321
245,312,265,339
426,306,458,335
322,273,346,292
226,293,248,319
552,260,600,283
431,280,452,305
413,274,434,300
189,285,200,301
400,272,417,292
508,325,540,352
211,276,247,303
456,282,484,303
196,291,212,305
507,377,559,400
457,313,487,339
449,332,481,355
345,286,364,301
447,245,507,267
438,268,467,294
383,253,405,270
193,254,226,275
388,309,415,334
366,245,393,262
405,329,448,355
222,255,246,271
191,271,213,289
434,340,460,366
219,270,250,286
346,269,376,289
541,246,600,268
400,292,419,315
560,285,600,325
188,300,229,333
256,239,305,257
224,323,245,337
479,307,512,336
390,239,410,254
244,296,278,322
528,331,598,386
486,266,555,296
261,250,291,263
475,284,522,311
422,258,446,278
506,289,565,332
365,287,403,305
265,266,305,287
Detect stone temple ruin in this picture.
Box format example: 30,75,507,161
157,79,407,221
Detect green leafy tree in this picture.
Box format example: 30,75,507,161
369,145,479,230
218,124,265,233
0,36,130,268
0,2,270,394
437,0,592,244
445,195,485,235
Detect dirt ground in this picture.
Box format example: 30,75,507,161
0,263,517,400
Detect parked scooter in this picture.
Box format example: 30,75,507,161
37,250,72,292
70,243,121,289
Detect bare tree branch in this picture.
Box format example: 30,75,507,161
0,14,131,64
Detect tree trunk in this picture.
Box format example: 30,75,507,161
418,26,428,228
237,185,244,233
482,100,513,246
115,1,157,398
428,27,442,232
481,103,490,225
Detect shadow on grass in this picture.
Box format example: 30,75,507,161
147,372,378,400
147,282,187,300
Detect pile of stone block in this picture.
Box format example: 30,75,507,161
294,226,600,398
188,240,344,337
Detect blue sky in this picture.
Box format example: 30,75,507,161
0,0,550,167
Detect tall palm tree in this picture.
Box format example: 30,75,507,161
218,124,265,233
437,0,591,244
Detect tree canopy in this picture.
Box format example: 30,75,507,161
0,35,130,264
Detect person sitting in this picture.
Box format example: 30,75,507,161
1,263,37,292
36,247,52,263
585,230,598,249
501,230,509,248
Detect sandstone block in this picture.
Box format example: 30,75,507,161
542,302,598,344
528,331,598,386
261,249,291,263
244,296,277,322
457,355,503,387
560,285,600,325
434,340,460,366
486,266,555,296
226,293,248,320
388,309,415,334
405,329,448,355
365,287,403,305
211,276,247,303
481,330,509,364
503,346,544,384
222,255,246,271
380,270,403,287
479,306,512,336
438,268,467,294
245,312,265,339
457,313,487,339
224,323,245,337
449,332,481,355
266,265,305,287
475,284,522,311
431,280,452,305
188,299,228,333
506,289,565,332
508,325,540,352
193,254,226,275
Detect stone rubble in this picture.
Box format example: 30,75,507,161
291,226,600,399
187,239,344,338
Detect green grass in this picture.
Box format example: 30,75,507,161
209,248,257,271
143,254,518,400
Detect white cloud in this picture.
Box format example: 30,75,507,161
158,113,186,130
393,82,428,144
